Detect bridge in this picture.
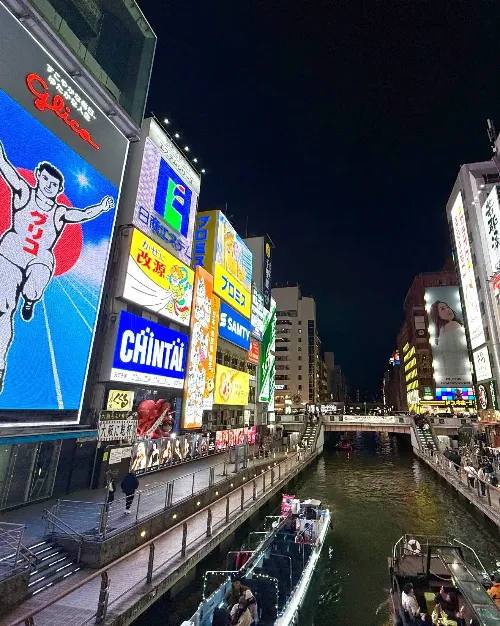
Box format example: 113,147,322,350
322,415,411,434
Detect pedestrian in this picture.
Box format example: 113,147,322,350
488,575,500,608
106,472,116,504
478,466,487,496
464,462,477,489
121,470,139,514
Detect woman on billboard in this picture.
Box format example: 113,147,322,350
429,300,469,384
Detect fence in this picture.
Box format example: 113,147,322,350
9,444,318,626
0,522,26,570
44,446,291,541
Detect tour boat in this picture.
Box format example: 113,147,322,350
388,534,500,625
336,441,352,451
181,496,331,626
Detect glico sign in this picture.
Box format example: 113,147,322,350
0,3,128,426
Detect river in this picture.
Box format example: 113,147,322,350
134,433,500,626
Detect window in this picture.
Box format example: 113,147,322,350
485,326,491,341
298,375,302,380
480,301,486,315
298,385,302,390
298,365,302,370
298,356,302,361
276,346,289,352
298,347,302,351
298,337,302,342
298,320,302,325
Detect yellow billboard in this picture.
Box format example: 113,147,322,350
214,262,251,319
121,228,194,326
214,364,250,406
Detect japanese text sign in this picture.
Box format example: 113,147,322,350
214,262,251,318
107,390,134,411
203,295,220,409
251,287,266,340
263,236,272,310
214,364,250,406
481,186,500,276
248,339,260,365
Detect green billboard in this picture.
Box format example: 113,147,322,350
258,298,276,403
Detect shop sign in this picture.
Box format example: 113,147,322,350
98,411,137,442
259,298,276,402
107,390,134,411
263,236,272,310
111,311,188,388
182,267,214,429
251,287,265,340
219,301,251,350
481,186,500,275
247,339,260,365
473,345,492,382
214,262,251,318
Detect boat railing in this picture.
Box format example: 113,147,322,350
393,534,451,566
452,538,489,577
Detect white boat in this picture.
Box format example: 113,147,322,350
181,497,331,626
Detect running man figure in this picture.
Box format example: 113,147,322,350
0,139,114,392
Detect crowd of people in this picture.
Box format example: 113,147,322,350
211,580,259,626
400,582,480,625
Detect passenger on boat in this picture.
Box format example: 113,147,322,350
212,607,232,626
224,580,250,609
434,587,459,615
240,588,258,624
402,583,422,621
487,574,500,608
230,599,253,626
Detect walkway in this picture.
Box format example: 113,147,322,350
2,449,318,626
0,446,284,544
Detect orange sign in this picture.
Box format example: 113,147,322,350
247,339,260,365
203,294,220,410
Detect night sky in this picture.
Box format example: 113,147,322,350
140,0,500,397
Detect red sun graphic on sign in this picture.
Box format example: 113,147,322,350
0,168,83,276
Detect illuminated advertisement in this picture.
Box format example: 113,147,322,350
203,295,220,410
435,387,475,402
182,266,213,429
426,286,472,387
219,301,251,350
110,311,188,388
214,262,251,318
120,228,194,326
263,236,272,310
214,364,250,406
473,345,493,382
451,192,485,349
259,298,276,402
193,210,253,290
107,390,134,411
481,186,500,276
251,287,265,340
132,119,199,266
0,4,129,425
248,339,260,365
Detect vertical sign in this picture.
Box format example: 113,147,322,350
259,298,276,402
203,294,220,409
481,186,500,276
451,192,485,350
263,236,272,310
182,267,213,429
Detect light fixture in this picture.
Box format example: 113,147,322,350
196,501,201,506
173,514,177,519
175,133,180,139
193,158,198,163
170,433,176,439
184,146,190,152
215,491,219,496
230,483,234,487
201,168,206,173
140,530,146,538
163,118,170,125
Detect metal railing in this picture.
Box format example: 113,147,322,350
323,415,411,424
8,444,319,626
46,446,290,540
43,510,85,563
0,522,34,570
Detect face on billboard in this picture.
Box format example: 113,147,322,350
120,228,194,326
214,364,250,406
182,267,213,429
133,121,199,266
219,301,251,350
251,287,265,340
451,193,485,349
425,286,472,387
111,311,188,389
259,298,276,402
214,262,251,318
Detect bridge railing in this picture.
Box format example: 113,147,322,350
322,415,411,425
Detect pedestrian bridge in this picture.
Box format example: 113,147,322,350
322,415,411,434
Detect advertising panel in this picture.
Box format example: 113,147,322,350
120,228,194,325
110,311,188,388
214,364,250,406
132,119,199,266
203,295,220,410
473,345,493,382
98,410,137,442
481,186,500,276
251,287,265,340
259,298,276,402
106,390,134,411
435,387,475,402
219,301,251,350
192,211,217,270
248,339,260,365
426,286,472,387
477,381,498,411
214,262,251,318
182,266,214,429
263,235,273,310
0,4,130,425
451,192,485,349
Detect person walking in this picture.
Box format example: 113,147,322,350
464,462,477,489
105,472,116,510
121,470,139,514
478,466,487,496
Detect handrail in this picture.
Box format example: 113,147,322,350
42,509,84,539
453,538,489,575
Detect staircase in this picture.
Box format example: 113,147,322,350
26,539,81,596
301,423,319,449
413,421,437,452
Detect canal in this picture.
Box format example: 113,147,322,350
134,433,500,626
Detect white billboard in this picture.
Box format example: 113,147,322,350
481,186,500,276
473,345,493,382
451,192,485,349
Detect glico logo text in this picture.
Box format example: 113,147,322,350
26,73,100,150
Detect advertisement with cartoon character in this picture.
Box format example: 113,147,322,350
182,266,214,428
214,364,250,406
120,228,194,326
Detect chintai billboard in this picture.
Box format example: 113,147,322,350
0,3,128,425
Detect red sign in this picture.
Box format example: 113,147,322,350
281,494,295,517
26,73,100,150
247,339,260,364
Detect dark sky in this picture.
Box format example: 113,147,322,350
140,0,500,397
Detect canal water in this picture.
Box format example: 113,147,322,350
134,433,500,626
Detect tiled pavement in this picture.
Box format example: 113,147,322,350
1,452,309,626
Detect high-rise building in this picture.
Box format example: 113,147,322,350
331,365,347,403
272,285,325,412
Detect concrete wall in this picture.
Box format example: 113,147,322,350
0,569,30,614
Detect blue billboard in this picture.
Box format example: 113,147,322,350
111,311,188,389
153,158,192,238
0,87,119,423
219,301,251,351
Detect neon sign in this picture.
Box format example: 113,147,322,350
26,74,100,150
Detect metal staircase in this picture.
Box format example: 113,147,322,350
26,539,81,596
413,420,437,452
301,422,319,449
